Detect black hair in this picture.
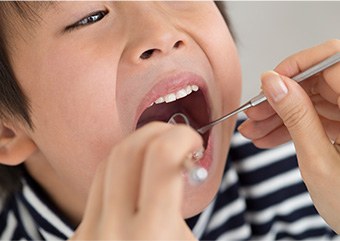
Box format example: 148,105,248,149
0,2,59,198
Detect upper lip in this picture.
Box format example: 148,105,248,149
134,71,211,128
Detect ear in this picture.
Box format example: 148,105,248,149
0,122,37,166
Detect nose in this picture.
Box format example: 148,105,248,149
122,4,187,63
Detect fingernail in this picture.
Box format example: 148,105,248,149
261,71,288,102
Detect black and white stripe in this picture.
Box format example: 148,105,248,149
190,120,338,240
1,119,338,240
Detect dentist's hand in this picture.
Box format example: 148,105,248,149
71,122,202,240
238,40,340,232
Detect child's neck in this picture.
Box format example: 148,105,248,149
25,153,85,227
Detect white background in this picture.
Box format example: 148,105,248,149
226,1,340,102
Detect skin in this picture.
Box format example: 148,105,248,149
0,2,241,238
239,39,340,233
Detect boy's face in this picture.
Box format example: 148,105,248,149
11,2,241,219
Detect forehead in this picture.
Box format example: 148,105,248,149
0,2,58,48
0,2,55,22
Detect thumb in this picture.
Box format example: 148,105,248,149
260,71,334,166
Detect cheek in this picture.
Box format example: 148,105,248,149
190,7,242,115
33,49,120,141
212,32,242,115
204,21,242,158
15,42,128,195
181,14,242,218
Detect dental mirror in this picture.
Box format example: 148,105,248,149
167,113,208,185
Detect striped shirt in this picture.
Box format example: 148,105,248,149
0,120,338,240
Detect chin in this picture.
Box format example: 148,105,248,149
182,176,221,218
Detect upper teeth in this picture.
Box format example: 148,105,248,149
153,85,199,105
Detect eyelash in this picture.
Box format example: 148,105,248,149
65,10,108,32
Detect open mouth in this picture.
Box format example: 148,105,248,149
136,85,211,147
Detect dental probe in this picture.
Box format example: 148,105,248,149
196,52,340,134
167,52,340,185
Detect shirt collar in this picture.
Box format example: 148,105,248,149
19,172,75,240
18,166,218,240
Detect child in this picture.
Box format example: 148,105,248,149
0,2,338,240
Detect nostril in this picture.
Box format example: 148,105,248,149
173,40,182,49
139,41,183,60
140,49,155,60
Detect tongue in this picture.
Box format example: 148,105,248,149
136,101,181,129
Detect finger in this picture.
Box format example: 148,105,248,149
245,71,336,122
320,117,340,142
310,94,337,106
238,113,283,140
274,39,340,78
244,100,276,121
103,122,173,217
310,74,338,104
252,125,291,149
323,60,340,94
314,99,340,121
240,102,340,149
260,70,336,168
138,125,203,220
333,142,340,153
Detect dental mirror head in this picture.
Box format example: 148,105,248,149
167,112,190,126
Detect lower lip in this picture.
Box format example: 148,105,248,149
183,131,213,184
196,131,213,170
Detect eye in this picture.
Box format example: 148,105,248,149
65,10,108,32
